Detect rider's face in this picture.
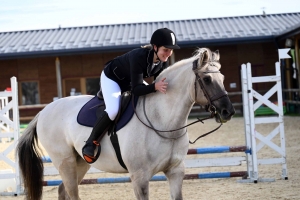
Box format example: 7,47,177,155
154,46,173,62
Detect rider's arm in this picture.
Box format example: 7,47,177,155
130,61,156,96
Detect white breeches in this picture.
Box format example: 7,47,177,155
100,71,121,120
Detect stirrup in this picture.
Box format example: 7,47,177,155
82,142,101,164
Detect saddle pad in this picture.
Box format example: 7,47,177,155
77,96,138,132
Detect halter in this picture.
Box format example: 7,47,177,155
132,54,229,144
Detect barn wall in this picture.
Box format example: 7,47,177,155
171,42,278,105
0,42,279,121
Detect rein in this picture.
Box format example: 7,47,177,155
131,54,228,144
131,95,219,143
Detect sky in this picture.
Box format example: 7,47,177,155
0,0,299,32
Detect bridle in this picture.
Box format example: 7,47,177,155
132,53,229,144
192,58,228,114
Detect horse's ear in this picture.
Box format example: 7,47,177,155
213,50,220,61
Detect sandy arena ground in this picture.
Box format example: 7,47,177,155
0,116,299,200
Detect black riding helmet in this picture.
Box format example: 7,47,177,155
150,28,180,49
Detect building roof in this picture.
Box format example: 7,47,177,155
1,12,300,59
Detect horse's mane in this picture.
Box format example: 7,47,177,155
165,48,218,70
158,48,220,80
163,49,201,71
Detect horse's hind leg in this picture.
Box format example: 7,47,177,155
130,170,151,200
164,163,185,200
58,155,90,200
58,155,91,200
58,183,68,200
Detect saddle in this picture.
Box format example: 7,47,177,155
77,91,138,169
77,91,137,131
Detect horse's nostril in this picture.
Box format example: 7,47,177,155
221,109,229,117
222,107,235,118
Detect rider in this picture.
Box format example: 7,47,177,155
82,28,180,163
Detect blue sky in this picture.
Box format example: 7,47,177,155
0,0,299,32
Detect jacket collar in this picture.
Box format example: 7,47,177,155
146,48,164,76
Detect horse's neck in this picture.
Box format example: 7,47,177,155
139,63,195,133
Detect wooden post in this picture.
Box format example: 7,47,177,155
285,57,292,100
170,52,175,65
55,57,63,98
80,78,86,95
295,36,300,88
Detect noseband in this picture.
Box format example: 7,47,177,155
192,58,228,115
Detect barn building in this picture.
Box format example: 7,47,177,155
1,12,300,121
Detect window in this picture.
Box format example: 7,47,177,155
63,77,100,96
21,82,39,105
86,78,100,95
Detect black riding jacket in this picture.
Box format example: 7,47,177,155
103,47,168,96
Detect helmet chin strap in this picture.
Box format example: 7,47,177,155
153,46,161,62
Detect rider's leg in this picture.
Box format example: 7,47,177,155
100,71,121,121
82,71,121,162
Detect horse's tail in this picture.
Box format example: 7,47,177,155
17,113,44,200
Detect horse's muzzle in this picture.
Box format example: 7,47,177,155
215,106,235,123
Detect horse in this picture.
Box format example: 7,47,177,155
17,48,235,200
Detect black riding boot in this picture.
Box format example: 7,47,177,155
82,111,113,163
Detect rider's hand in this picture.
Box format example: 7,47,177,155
155,78,168,94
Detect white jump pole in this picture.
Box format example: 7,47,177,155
0,77,22,196
240,49,290,183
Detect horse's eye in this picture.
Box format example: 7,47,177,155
203,77,211,84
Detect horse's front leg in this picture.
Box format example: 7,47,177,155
164,162,185,200
130,169,151,200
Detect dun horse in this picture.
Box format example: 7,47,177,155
17,48,235,200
